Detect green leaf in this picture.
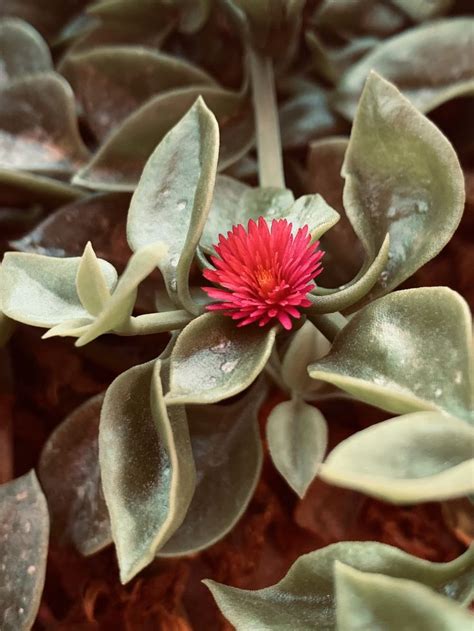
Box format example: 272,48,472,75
341,72,465,302
267,398,328,497
76,242,115,316
205,543,474,631
282,194,340,241
335,562,474,631
10,192,130,263
306,234,390,314
0,471,49,631
166,313,276,405
0,251,117,328
0,169,84,210
100,359,195,583
0,0,90,42
228,0,304,63
160,379,265,556
200,176,338,256
0,18,52,85
72,86,252,191
75,243,167,346
127,97,218,314
309,288,474,422
320,412,474,504
335,19,474,120
60,46,216,141
0,311,15,347
314,0,404,40
200,175,250,254
281,320,331,398
279,82,346,150
388,0,454,23
0,73,89,175
39,394,112,556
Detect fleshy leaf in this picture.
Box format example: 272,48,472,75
314,0,404,40
75,243,168,346
200,175,250,254
320,412,474,504
205,543,474,631
0,18,52,85
335,562,474,631
127,97,218,314
39,394,112,556
72,86,252,191
76,242,116,316
10,192,130,264
389,0,453,21
166,313,276,405
306,234,390,314
0,471,49,631
0,0,90,41
100,359,195,583
60,46,217,141
160,379,265,556
279,81,346,149
200,177,338,256
0,251,117,328
0,169,84,211
267,398,328,497
335,18,474,120
0,73,89,175
281,320,331,398
309,288,474,422
341,72,465,302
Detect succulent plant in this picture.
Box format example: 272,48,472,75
0,0,473,629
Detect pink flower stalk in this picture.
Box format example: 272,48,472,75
202,217,324,330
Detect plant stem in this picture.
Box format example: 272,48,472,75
118,311,193,336
249,47,285,188
307,312,348,342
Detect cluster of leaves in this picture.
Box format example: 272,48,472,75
0,0,473,629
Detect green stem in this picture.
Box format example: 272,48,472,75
249,47,285,188
117,311,193,336
306,312,348,342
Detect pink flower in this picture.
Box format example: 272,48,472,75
202,217,324,330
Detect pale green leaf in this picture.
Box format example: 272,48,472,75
281,320,331,397
205,543,474,631
309,288,474,422
100,359,195,583
127,97,218,314
75,243,167,346
335,19,474,120
166,313,276,405
335,562,473,631
39,393,112,556
0,73,89,175
306,234,390,314
60,46,216,141
160,379,266,555
76,242,115,316
0,169,84,210
283,194,340,241
321,412,474,504
389,0,453,22
315,0,404,40
0,471,49,631
0,18,52,85
0,251,117,328
72,86,253,191
267,398,328,497
341,72,465,302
